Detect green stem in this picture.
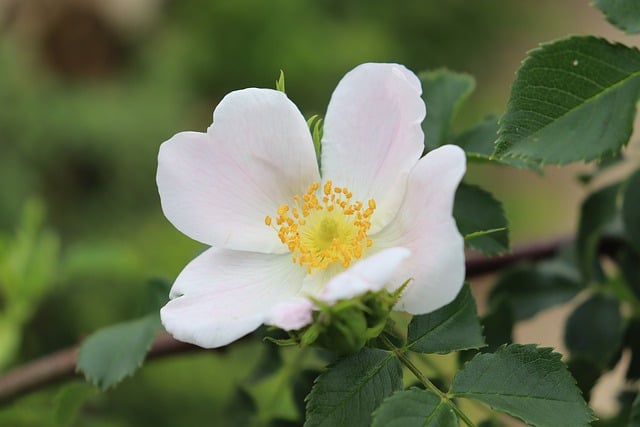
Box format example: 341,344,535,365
380,335,476,427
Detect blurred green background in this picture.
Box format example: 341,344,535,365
0,0,626,425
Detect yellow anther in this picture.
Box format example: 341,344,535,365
267,181,377,273
324,180,332,196
277,205,289,216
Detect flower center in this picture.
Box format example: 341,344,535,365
266,180,375,273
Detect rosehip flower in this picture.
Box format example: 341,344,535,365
157,63,466,348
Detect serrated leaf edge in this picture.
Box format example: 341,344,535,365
494,35,640,165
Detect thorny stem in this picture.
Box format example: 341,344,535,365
0,235,619,405
380,335,476,427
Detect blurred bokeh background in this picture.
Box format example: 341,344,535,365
0,0,637,425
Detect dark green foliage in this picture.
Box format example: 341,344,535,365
454,116,539,169
594,0,640,33
480,299,514,353
564,293,623,368
420,69,475,151
623,319,640,380
576,183,620,280
407,284,485,354
623,169,640,254
453,183,509,255
566,358,605,402
224,388,259,427
632,392,640,427
489,261,583,321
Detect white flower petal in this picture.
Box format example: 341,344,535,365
373,145,466,314
160,248,305,348
265,297,314,331
321,63,425,230
319,247,411,304
157,88,320,253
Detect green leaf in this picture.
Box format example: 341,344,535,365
564,293,623,367
371,388,457,427
566,358,602,402
148,277,172,312
623,168,640,253
246,343,283,384
454,116,540,169
494,36,640,164
609,239,640,300
594,0,640,34
420,69,475,151
631,392,640,427
304,348,402,427
76,313,162,390
454,115,498,157
53,382,97,427
480,299,514,353
576,183,620,280
225,387,259,427
453,183,509,255
450,344,594,427
246,347,297,422
576,151,624,185
489,261,583,321
623,318,640,380
407,284,485,353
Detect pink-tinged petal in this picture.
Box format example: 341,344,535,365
265,297,314,330
321,63,425,230
160,248,305,348
157,88,320,253
373,145,466,314
319,247,411,304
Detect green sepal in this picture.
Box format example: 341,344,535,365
275,70,286,92
307,115,323,169
278,284,407,355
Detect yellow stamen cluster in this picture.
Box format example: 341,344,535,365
265,181,375,274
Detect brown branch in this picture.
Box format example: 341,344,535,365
0,235,595,405
0,332,198,405
465,236,573,277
